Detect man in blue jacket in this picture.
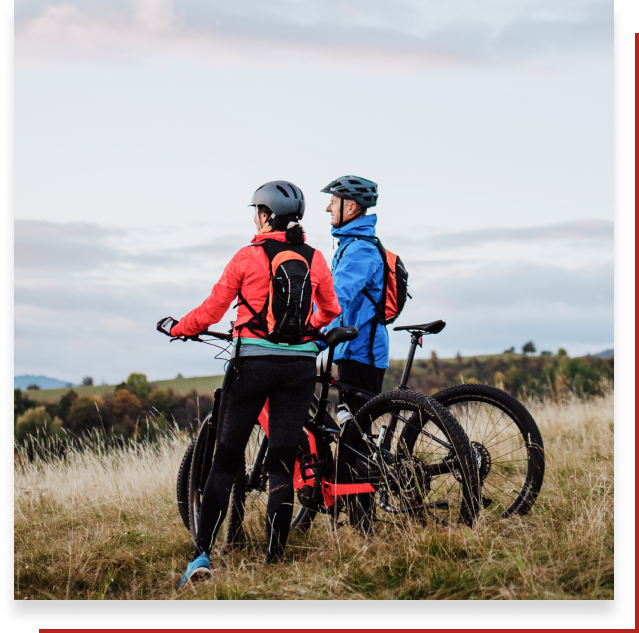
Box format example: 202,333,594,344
321,175,388,414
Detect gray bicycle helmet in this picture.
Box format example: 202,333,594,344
320,175,378,208
250,180,305,219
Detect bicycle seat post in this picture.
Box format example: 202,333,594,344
399,332,422,390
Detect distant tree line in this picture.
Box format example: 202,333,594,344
15,350,613,447
383,348,614,399
14,373,213,446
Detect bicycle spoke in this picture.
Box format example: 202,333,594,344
481,407,514,444
485,432,526,451
482,417,516,446
467,400,484,442
483,479,518,503
488,467,524,493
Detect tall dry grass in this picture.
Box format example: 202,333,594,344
14,390,613,600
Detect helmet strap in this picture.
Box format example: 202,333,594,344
339,201,366,228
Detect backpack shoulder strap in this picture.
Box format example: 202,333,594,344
358,237,388,368
334,235,380,265
260,239,315,268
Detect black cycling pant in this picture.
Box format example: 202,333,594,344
337,359,386,415
195,355,316,560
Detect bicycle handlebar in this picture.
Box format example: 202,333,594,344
170,327,353,347
170,329,233,343
200,330,233,342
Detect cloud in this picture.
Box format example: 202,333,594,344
420,220,614,250
14,219,245,277
405,259,613,310
14,220,124,274
15,0,612,69
14,217,613,381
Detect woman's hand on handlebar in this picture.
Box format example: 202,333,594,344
157,316,179,337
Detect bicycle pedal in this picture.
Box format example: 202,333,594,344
426,500,449,510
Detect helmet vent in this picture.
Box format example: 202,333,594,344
287,183,298,199
276,185,290,197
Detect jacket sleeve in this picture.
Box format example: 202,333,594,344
171,248,246,337
331,241,380,317
310,250,341,329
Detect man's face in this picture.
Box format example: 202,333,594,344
326,195,358,227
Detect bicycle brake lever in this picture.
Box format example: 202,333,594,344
170,334,203,343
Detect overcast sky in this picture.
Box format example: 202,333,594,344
14,0,613,384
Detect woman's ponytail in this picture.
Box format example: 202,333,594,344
269,212,305,245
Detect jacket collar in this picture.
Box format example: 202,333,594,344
331,213,377,240
250,230,306,245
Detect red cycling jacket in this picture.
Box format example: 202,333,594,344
171,231,341,341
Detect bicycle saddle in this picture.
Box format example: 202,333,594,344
322,326,359,347
393,320,446,334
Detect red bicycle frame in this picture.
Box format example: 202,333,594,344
257,399,374,510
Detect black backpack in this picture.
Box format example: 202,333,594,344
238,240,315,345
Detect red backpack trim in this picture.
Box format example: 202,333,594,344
335,236,410,365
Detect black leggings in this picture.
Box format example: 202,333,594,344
195,356,316,559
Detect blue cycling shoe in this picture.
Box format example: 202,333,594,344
178,552,211,588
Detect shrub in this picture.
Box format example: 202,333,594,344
15,407,63,444
110,390,143,437
148,388,175,418
126,373,152,400
57,390,79,422
14,388,37,423
67,396,107,436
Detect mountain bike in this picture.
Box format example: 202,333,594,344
173,325,482,547
287,323,545,532
318,321,545,522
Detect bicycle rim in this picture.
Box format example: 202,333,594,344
350,392,480,527
437,390,544,517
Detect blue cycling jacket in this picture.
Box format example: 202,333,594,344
327,214,389,368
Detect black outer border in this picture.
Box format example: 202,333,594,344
0,4,625,626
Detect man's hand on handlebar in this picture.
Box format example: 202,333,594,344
157,316,179,337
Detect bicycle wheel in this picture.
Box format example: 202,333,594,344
176,435,197,531
338,390,481,530
187,414,218,545
433,384,545,517
225,424,268,546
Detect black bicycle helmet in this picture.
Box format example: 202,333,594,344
320,175,378,208
250,181,305,219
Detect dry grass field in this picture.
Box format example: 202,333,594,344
14,389,613,600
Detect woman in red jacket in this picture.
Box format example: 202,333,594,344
157,181,340,587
